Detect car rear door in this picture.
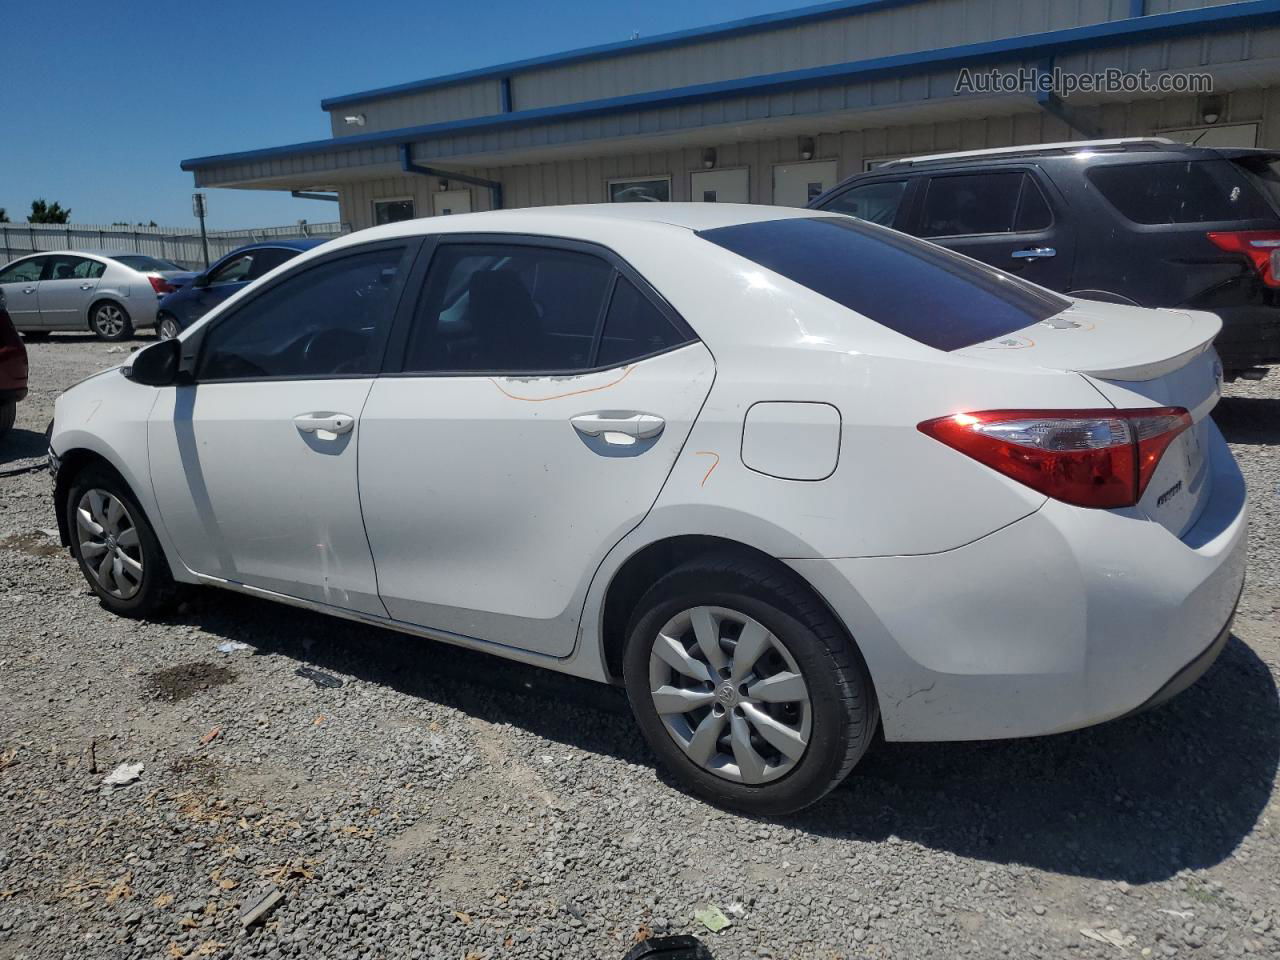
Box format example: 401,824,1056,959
147,240,418,614
0,256,47,328
908,168,1075,290
36,255,103,328
358,235,715,657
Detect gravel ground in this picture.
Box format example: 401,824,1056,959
1,336,1278,960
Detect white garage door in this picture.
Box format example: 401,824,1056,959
691,168,750,203
772,160,838,207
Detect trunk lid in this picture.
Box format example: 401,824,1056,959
956,299,1223,537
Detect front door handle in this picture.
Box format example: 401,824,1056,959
1011,247,1056,260
571,412,665,440
293,413,355,438
22,287,36,294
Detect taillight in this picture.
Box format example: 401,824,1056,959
1206,230,1280,287
148,275,176,295
918,408,1192,508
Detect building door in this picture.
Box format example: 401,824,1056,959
773,160,838,207
691,168,749,203
433,189,472,216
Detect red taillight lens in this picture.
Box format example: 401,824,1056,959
1206,230,1280,288
918,408,1192,508
148,275,176,295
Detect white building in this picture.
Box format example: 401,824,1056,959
182,0,1280,230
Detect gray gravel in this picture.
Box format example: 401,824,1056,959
2,335,1278,960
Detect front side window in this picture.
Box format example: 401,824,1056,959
374,198,415,225
1087,160,1272,224
0,258,45,284
404,244,613,374
608,177,671,203
822,180,908,225
200,246,408,381
699,216,1070,352
208,254,254,285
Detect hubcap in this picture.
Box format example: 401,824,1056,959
95,305,124,336
76,489,143,599
648,606,811,785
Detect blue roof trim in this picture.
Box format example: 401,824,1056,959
319,0,924,110
183,0,1280,171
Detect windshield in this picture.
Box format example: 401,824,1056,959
112,255,184,272
698,216,1070,351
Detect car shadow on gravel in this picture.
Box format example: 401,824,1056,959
1214,395,1280,445
161,590,1277,884
0,427,47,465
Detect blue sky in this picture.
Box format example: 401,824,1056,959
1,0,803,230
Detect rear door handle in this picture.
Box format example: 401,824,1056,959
79,283,95,290
571,412,665,440
293,413,355,437
1011,247,1056,260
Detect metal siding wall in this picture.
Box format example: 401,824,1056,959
329,79,502,136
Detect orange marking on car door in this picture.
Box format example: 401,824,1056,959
487,365,635,402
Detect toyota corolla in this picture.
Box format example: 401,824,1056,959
48,204,1247,814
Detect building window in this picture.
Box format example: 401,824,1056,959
373,198,416,225
608,176,671,203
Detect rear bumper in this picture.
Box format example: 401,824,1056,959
790,422,1248,742
1212,304,1280,369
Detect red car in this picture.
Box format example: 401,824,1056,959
0,290,28,440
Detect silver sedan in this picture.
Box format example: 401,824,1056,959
0,251,195,341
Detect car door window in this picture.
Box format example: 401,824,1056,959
1015,176,1054,231
0,258,46,284
403,243,613,374
199,245,409,381
921,172,1025,237
208,254,254,284
247,247,298,279
44,255,102,281
822,180,909,225
596,277,687,366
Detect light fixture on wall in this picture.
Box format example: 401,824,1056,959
702,147,717,169
343,114,366,126
1200,96,1224,125
799,137,815,161
437,179,450,192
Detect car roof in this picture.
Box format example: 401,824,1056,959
868,138,1280,172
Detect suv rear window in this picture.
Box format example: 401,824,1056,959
1087,160,1272,224
698,216,1070,351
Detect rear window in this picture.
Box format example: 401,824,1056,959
1229,154,1280,213
112,255,183,272
698,216,1069,351
1087,160,1272,224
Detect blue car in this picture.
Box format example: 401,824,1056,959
156,238,328,339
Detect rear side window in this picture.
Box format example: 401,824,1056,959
248,248,299,278
112,255,182,272
1088,160,1272,224
597,277,686,367
699,216,1070,352
404,244,613,373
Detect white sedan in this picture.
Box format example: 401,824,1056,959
48,204,1247,814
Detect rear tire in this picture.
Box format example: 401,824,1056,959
0,401,14,440
157,314,180,340
89,302,132,342
66,464,178,617
623,552,878,815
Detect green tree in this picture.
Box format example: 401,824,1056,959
0,208,9,223
28,199,71,224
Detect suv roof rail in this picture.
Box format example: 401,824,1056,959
879,137,1180,168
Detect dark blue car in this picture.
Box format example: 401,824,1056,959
156,238,329,339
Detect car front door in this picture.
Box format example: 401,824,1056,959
908,169,1075,290
146,240,418,614
815,176,918,229
358,236,716,656
185,251,256,323
0,256,47,328
37,255,104,328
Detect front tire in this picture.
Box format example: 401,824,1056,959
90,302,132,341
157,314,180,340
66,464,178,617
623,553,878,815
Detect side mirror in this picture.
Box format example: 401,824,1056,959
193,273,210,288
123,338,181,386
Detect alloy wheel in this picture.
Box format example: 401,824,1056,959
158,317,179,340
648,605,811,784
76,489,144,599
93,305,125,338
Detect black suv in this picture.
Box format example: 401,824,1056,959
809,138,1280,380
